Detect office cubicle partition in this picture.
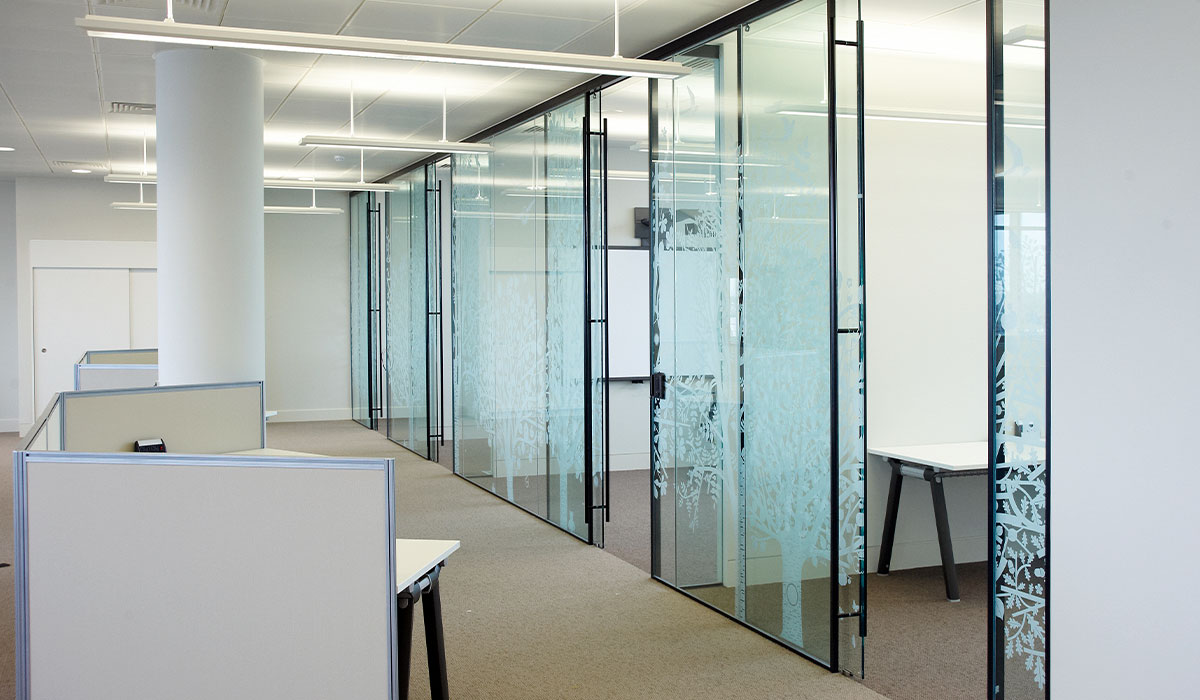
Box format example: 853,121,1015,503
13,450,397,700
647,0,867,676
74,348,158,391
988,0,1049,697
451,97,609,546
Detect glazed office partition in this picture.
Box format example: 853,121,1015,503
988,0,1049,697
13,451,397,700
649,0,866,674
451,97,608,544
351,191,383,430
58,382,264,454
385,167,435,459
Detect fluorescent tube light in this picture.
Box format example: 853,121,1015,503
105,173,401,192
111,201,345,214
76,15,691,79
1004,25,1045,49
300,135,493,154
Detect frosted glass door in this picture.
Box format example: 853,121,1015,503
452,98,598,543
650,0,862,671
990,0,1048,696
385,170,430,458
349,191,374,429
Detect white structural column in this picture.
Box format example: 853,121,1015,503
155,48,265,386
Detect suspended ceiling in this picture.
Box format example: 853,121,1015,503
0,0,1043,183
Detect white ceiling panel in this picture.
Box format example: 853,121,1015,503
452,11,600,51
496,0,641,22
222,0,365,33
342,1,483,42
0,0,760,178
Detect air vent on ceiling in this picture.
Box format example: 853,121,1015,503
53,160,108,171
521,125,546,134
100,0,216,10
110,101,156,115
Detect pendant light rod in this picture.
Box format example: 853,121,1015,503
613,0,621,58
165,0,174,23
76,15,691,79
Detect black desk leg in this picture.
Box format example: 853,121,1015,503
929,476,960,601
423,579,450,700
877,460,904,575
397,594,414,700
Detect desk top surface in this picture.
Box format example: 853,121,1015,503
869,441,988,472
396,538,460,591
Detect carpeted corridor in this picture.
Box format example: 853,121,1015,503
2,422,886,700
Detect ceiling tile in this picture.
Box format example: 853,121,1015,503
342,2,482,42
222,0,364,33
452,11,599,51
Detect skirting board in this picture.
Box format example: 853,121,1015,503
866,535,987,573
609,451,650,471
267,408,352,423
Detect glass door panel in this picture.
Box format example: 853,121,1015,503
585,90,609,547
650,0,858,670
990,0,1048,696
650,32,741,606
741,0,833,662
452,97,597,543
384,169,430,458
350,191,375,429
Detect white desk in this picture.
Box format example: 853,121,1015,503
395,539,460,700
868,441,989,602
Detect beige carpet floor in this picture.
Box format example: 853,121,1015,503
1,423,885,700
601,468,989,700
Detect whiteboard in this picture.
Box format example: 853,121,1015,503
606,248,650,378
14,452,397,700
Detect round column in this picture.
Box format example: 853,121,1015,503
155,48,265,386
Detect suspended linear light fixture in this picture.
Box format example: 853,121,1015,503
75,15,690,79
110,201,345,214
104,173,401,192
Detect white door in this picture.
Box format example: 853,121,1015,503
33,268,131,412
129,269,158,348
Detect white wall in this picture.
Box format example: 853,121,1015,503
14,177,156,430
1050,1,1200,696
863,115,988,570
0,179,16,432
263,188,351,422
12,177,350,430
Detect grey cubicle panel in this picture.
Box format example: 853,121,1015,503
73,362,158,391
13,451,398,700
59,381,264,453
81,348,159,365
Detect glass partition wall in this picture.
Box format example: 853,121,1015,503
452,98,609,545
989,0,1048,697
350,191,383,429
649,0,866,674
384,166,440,460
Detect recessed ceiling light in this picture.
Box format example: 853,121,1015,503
0,146,14,152
104,173,400,192
71,168,92,174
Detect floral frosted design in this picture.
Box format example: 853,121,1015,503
993,215,1048,692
